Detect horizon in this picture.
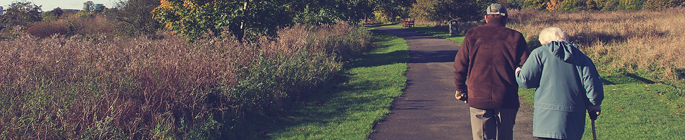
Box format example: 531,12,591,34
2,0,117,11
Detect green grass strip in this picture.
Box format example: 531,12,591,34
265,29,410,139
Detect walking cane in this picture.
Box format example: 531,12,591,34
588,110,599,140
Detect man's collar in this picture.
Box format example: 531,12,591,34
485,22,506,27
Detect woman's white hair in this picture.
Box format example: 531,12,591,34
538,27,569,45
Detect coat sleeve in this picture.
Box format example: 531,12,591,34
516,50,542,89
517,33,530,67
454,36,470,93
582,58,604,106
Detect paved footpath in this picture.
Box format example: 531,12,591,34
369,27,534,140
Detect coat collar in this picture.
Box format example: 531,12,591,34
484,22,506,27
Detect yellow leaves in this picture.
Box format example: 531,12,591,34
182,0,194,8
546,0,559,11
164,23,173,30
160,0,173,9
296,127,312,131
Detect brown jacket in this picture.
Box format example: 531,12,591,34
453,22,529,109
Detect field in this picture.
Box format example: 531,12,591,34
509,8,685,84
408,8,685,139
510,9,685,139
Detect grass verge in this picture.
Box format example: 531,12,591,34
252,29,409,139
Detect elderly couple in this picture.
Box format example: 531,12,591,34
453,3,605,140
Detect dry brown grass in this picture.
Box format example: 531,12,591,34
508,8,685,82
0,22,372,139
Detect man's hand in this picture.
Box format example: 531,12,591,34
455,91,467,103
515,67,522,75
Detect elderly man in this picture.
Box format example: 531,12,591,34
515,27,604,140
453,3,530,140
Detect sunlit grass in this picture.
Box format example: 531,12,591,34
266,29,409,139
519,82,685,139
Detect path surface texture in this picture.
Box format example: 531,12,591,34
369,27,533,140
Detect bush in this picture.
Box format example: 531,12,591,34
619,0,647,10
109,0,161,37
26,21,69,38
523,0,548,10
0,22,372,139
509,0,527,9
65,15,114,36
642,0,670,9
558,0,587,12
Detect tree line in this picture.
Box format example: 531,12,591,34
511,0,684,12
3,0,681,40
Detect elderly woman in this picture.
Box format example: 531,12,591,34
515,27,604,140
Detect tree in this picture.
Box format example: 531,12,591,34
289,0,374,25
370,0,414,22
0,2,43,27
53,7,64,17
410,0,494,23
557,0,587,12
112,0,161,36
83,1,96,12
523,0,548,10
41,7,64,22
93,5,106,14
152,0,375,41
153,0,290,41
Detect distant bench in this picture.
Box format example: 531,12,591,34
402,18,414,28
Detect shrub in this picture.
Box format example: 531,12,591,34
109,0,161,37
26,21,69,38
509,0,527,9
523,0,548,10
619,0,647,10
558,0,587,12
642,0,670,10
65,15,114,36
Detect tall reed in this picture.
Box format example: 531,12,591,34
0,22,373,139
508,8,685,82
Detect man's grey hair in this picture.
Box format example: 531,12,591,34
539,27,569,45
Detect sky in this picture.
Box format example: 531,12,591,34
2,0,118,11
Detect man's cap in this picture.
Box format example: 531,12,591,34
486,3,507,16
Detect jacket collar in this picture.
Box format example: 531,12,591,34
484,22,506,27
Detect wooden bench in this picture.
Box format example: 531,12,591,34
402,18,414,28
